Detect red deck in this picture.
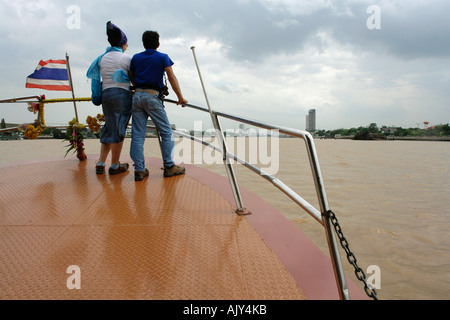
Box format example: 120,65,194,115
0,156,366,300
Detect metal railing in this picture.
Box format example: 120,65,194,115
1,89,352,298
163,98,350,300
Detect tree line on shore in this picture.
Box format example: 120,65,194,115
314,123,450,139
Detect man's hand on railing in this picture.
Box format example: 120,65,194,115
177,98,188,107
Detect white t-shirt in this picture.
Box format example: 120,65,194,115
100,51,131,91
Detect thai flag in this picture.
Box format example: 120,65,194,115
26,59,71,91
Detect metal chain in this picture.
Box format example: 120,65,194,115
327,210,379,300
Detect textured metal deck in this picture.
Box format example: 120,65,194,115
0,157,307,300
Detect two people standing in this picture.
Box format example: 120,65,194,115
87,21,187,181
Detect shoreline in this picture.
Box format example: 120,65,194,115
319,136,450,141
1,135,450,142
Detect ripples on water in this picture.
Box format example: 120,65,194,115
1,138,449,300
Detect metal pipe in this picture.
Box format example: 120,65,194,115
190,47,248,215
0,127,20,133
0,96,43,103
65,53,79,122
303,133,330,212
303,135,350,300
323,211,350,300
0,98,92,104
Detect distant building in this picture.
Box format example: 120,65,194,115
305,109,316,132
1,122,21,140
236,124,246,136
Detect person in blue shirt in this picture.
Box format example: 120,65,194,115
129,30,188,181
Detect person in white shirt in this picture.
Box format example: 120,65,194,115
88,21,132,175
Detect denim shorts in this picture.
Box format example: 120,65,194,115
100,88,132,144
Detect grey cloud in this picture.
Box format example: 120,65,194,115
327,2,450,60
8,0,448,64
0,0,449,130
161,0,450,62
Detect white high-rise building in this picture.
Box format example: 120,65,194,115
305,109,316,132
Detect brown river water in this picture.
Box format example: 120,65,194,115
1,137,449,300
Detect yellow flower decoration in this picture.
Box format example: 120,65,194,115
68,118,77,126
23,124,43,140
86,114,104,133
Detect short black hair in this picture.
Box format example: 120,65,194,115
142,31,159,49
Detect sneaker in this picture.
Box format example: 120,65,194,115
96,165,105,174
109,163,129,175
164,165,185,177
135,168,149,181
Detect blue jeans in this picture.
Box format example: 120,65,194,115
130,92,175,172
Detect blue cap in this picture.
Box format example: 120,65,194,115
106,21,127,46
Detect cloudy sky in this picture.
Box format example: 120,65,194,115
0,0,449,131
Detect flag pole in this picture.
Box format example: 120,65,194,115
65,52,79,122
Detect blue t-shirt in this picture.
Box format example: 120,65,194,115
130,49,174,91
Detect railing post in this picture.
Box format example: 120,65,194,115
212,114,249,215
303,132,350,300
322,211,350,300
190,46,250,215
